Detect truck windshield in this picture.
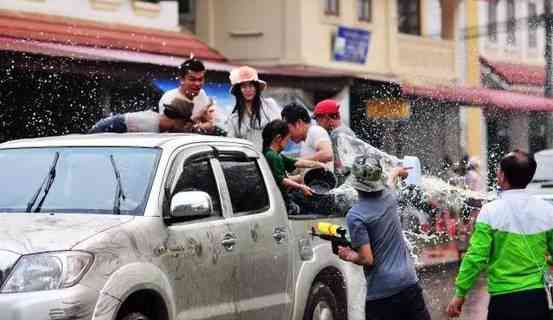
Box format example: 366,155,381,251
0,147,160,215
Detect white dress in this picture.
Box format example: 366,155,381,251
226,98,281,152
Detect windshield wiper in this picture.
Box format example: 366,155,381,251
26,152,60,213
109,155,126,215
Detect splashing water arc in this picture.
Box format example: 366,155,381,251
330,130,492,265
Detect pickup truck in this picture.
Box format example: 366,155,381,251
0,133,365,320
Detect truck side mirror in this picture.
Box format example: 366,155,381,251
170,191,213,219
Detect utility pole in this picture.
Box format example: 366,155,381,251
545,0,553,97
545,0,553,150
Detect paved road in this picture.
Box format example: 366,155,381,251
419,263,488,320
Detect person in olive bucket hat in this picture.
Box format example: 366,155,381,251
337,155,431,320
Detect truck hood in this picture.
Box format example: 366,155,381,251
0,213,134,255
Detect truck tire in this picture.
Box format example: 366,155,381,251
304,282,343,320
120,312,151,320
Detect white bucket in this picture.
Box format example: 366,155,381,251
401,156,422,186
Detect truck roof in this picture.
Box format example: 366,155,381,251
0,133,253,150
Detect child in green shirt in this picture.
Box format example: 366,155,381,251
262,120,325,213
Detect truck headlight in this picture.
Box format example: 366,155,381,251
0,251,93,293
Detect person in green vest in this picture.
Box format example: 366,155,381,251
447,149,553,319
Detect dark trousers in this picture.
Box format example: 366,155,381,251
365,283,430,320
487,288,551,320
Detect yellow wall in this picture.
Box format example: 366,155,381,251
298,0,391,76
465,0,484,158
197,0,460,84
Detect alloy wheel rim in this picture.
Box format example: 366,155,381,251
312,300,334,320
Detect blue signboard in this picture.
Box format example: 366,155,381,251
153,79,235,116
333,26,371,64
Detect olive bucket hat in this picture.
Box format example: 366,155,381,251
351,155,385,193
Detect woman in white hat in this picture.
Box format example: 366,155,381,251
226,66,281,151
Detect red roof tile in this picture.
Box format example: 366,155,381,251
0,9,226,62
480,56,545,86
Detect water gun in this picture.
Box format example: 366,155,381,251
311,222,352,255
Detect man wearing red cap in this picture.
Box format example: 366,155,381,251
313,99,357,185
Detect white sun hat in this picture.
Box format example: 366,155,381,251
229,66,267,92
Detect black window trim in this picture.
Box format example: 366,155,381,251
217,153,271,217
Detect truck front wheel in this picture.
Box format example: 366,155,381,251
304,282,343,320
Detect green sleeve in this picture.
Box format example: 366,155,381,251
455,222,493,297
282,155,298,173
264,151,286,185
547,230,553,265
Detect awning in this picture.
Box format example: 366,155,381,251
0,35,367,82
0,9,226,62
480,56,545,86
0,36,235,72
402,84,553,112
254,64,357,78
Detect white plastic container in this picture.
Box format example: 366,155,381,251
400,156,422,186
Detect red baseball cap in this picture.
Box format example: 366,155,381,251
314,99,340,117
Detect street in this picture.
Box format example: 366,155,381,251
419,263,489,320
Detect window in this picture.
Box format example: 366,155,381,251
487,1,498,42
179,0,192,14
325,0,340,16
172,157,222,217
507,0,516,45
178,0,195,29
358,0,372,22
528,2,538,48
221,158,269,215
398,0,421,35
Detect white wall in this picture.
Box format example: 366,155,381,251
0,0,179,31
425,0,442,39
479,0,545,64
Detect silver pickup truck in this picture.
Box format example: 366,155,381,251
0,133,365,320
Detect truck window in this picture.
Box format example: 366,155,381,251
220,158,269,215
173,158,222,218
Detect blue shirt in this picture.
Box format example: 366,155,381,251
346,189,418,300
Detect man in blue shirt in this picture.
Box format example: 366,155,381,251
338,155,430,320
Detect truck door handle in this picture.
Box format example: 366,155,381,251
272,227,286,243
221,233,237,251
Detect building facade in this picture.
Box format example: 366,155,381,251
476,0,553,182
0,0,180,31
195,0,465,171
0,0,227,141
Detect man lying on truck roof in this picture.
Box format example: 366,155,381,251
89,97,195,134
